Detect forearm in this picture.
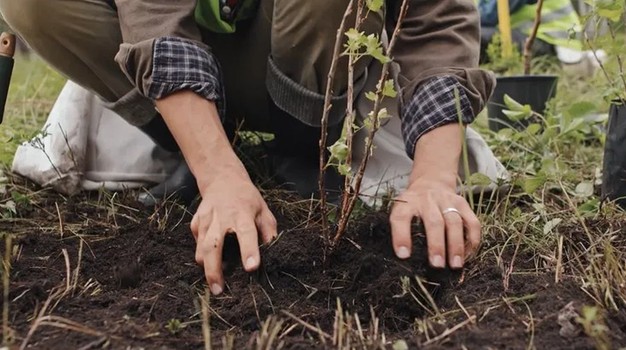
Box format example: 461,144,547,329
410,123,462,189
155,90,249,192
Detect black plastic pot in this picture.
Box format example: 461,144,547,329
487,75,559,131
601,101,626,207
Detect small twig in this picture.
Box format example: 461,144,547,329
249,287,261,325
20,287,64,350
454,296,474,323
524,301,535,350
72,239,84,295
555,234,563,284
608,25,626,98
37,316,108,338
58,124,80,170
523,0,545,75
2,234,12,344
503,233,522,292
61,248,71,295
422,315,477,346
201,288,212,350
585,34,615,94
414,276,442,319
281,310,332,340
55,202,64,238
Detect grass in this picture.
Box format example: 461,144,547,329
0,54,625,349
0,55,65,165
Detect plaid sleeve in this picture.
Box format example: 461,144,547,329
147,37,225,118
401,76,474,158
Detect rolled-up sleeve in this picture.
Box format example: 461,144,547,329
388,0,496,156
401,76,473,157
112,0,225,117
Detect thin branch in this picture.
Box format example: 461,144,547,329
523,0,545,75
585,33,615,92
319,0,355,236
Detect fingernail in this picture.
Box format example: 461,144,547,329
210,283,223,295
452,255,463,269
396,246,410,259
431,255,445,268
245,256,257,270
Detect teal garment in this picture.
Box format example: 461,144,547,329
479,0,537,27
195,0,259,33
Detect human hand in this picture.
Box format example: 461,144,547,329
190,173,277,295
389,175,481,269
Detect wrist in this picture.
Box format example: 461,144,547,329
409,124,463,190
409,171,457,190
194,151,250,192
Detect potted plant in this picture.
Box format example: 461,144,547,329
584,0,626,207
487,0,559,131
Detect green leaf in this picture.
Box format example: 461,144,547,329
382,79,397,98
344,28,365,53
468,173,493,187
566,101,596,119
377,108,389,121
327,138,349,163
595,0,624,22
503,94,527,112
526,123,542,135
575,182,594,197
365,91,377,102
345,28,362,42
543,218,563,235
502,109,531,122
579,198,600,214
338,163,352,176
392,340,409,350
366,0,384,12
523,175,546,194
370,46,390,64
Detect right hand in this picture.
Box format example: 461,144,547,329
190,172,277,295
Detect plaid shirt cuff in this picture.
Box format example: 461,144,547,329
148,37,225,118
401,76,474,158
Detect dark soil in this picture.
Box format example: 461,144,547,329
1,184,625,349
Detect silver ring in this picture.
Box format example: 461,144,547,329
442,207,461,216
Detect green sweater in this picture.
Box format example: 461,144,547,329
195,0,259,33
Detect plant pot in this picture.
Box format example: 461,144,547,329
487,75,559,131
601,101,626,207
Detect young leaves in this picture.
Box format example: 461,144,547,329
502,94,533,121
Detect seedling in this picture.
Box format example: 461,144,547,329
319,0,409,245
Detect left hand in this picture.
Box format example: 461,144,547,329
389,176,481,269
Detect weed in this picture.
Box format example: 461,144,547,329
576,305,612,350
165,318,185,335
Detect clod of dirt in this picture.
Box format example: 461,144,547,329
558,302,582,338
114,259,143,289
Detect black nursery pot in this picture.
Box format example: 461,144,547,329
601,101,626,208
487,75,559,131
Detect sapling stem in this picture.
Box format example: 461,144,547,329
608,25,626,101
333,0,410,244
336,2,365,244
523,0,545,75
585,33,615,96
319,0,355,238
